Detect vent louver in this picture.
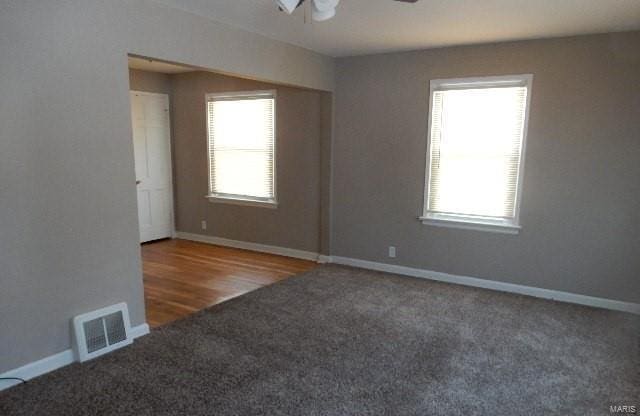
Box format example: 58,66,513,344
73,303,133,362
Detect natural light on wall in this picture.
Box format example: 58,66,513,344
422,75,532,233
206,91,276,205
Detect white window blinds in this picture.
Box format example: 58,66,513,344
424,75,531,230
206,91,276,204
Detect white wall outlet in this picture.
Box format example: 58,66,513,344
201,220,207,230
388,246,396,258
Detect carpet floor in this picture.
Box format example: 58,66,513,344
1,265,638,415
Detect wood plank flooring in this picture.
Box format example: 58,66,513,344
142,238,317,328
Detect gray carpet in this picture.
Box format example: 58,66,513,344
1,265,638,415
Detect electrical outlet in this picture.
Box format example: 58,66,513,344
201,220,207,230
388,246,396,258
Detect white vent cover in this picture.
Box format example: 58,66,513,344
72,303,133,362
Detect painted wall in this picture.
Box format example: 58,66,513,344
129,69,172,95
171,72,329,253
0,0,333,373
333,32,640,303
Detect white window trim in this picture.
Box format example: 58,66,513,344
204,90,278,208
420,74,533,234
205,195,278,209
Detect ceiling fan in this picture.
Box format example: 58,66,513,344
276,0,418,22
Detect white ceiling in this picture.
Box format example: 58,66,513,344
152,0,640,57
128,56,196,73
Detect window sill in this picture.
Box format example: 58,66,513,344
419,214,520,235
205,195,278,209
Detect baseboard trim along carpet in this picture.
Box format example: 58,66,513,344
174,233,639,315
0,323,150,392
329,256,640,315
176,232,322,262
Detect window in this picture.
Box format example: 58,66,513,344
421,75,532,233
206,91,276,207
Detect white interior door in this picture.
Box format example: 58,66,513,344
130,91,174,243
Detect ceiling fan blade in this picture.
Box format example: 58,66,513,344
278,0,416,17
277,0,305,14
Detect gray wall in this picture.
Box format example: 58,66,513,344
171,72,330,253
333,32,640,303
0,0,333,373
129,69,172,95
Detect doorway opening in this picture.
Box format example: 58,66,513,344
127,55,320,328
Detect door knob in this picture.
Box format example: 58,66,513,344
136,180,142,185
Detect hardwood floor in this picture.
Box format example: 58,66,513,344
142,238,317,328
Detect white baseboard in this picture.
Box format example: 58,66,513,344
330,256,640,315
129,323,150,339
317,255,332,264
176,232,322,262
0,323,150,391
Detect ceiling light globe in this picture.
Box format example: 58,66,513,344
311,7,336,21
312,0,339,12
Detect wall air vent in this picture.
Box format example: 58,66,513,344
72,303,133,362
